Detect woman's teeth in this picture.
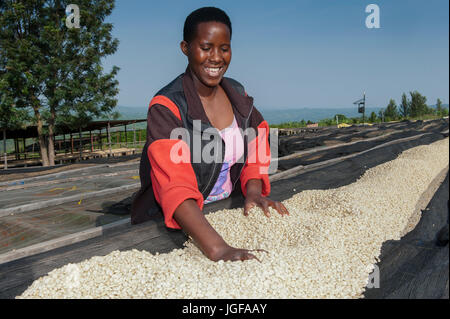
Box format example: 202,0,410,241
205,67,221,76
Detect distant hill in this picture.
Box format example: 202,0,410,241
258,107,384,125
115,106,148,120
114,104,448,125
115,105,385,125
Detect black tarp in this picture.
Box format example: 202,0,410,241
363,175,449,299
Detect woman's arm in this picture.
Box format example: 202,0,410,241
173,199,262,262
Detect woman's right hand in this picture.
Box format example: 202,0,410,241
173,199,267,263
208,244,267,262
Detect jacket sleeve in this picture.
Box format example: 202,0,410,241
147,99,203,229
240,106,271,198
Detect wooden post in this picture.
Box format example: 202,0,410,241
32,138,35,158
79,127,82,159
133,122,136,149
23,138,27,160
98,129,102,151
107,122,112,156
63,134,66,154
70,133,74,154
14,138,18,160
124,124,128,148
3,128,7,170
90,130,93,152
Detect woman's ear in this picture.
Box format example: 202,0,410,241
180,41,189,57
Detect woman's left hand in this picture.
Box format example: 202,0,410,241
243,192,290,217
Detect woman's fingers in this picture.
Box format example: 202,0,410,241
250,248,269,255
245,198,290,218
269,201,283,216
243,252,261,263
243,248,269,262
225,248,268,263
277,201,289,216
229,250,258,262
261,200,271,218
281,202,290,215
268,200,289,216
243,202,255,216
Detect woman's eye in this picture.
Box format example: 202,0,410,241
201,47,210,51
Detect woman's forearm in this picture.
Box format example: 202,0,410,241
173,199,229,260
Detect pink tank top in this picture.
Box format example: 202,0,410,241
204,115,244,204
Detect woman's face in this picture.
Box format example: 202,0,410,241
181,21,231,88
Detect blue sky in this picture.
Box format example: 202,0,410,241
102,0,449,110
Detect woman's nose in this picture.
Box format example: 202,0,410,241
209,48,222,62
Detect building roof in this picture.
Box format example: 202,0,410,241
0,119,147,140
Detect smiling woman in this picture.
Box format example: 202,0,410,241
181,10,232,87
130,7,289,263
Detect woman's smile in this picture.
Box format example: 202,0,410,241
204,66,224,78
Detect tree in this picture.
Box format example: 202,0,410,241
384,99,399,121
0,68,30,168
0,0,50,164
334,114,347,124
369,111,377,123
399,93,410,118
409,91,428,118
0,0,119,166
436,98,443,117
0,74,29,130
378,109,385,122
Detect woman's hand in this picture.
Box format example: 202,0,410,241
209,244,267,262
244,192,290,217
174,199,267,262
244,179,290,217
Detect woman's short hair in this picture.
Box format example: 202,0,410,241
183,7,232,43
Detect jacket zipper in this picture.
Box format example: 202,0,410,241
231,104,254,192
201,104,254,196
200,132,224,195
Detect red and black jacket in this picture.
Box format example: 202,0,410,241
131,68,271,229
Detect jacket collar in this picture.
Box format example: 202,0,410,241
181,66,254,126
